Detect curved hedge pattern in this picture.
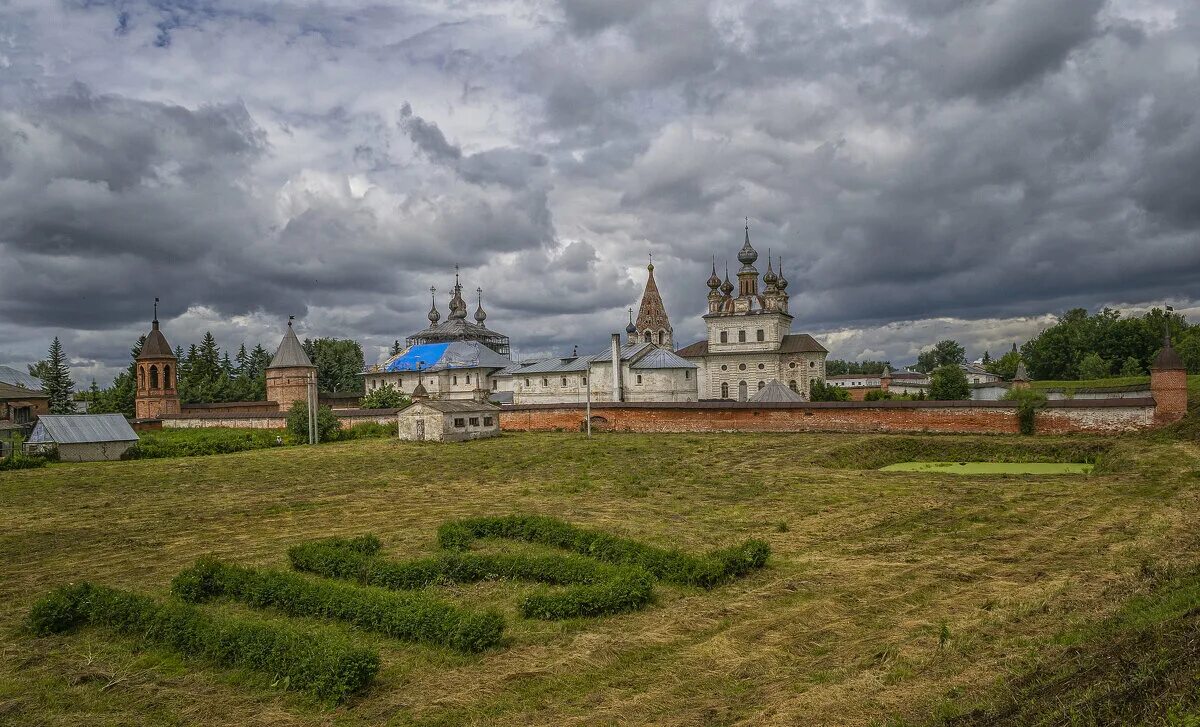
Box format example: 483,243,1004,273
172,556,504,652
289,538,655,620
437,515,770,588
28,582,379,703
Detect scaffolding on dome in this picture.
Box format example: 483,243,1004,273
405,319,511,357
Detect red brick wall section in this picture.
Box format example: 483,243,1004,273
1151,369,1188,423
181,401,280,416
266,367,316,412
501,400,1158,436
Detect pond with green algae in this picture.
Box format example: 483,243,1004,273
880,461,1095,475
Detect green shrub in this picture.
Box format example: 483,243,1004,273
809,380,851,401
930,365,970,400
131,428,288,459
436,515,770,589
173,556,503,652
289,538,655,619
28,582,378,703
360,383,410,410
0,451,49,470
286,401,341,443
1002,388,1049,435
338,422,394,440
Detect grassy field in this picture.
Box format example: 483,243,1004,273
1,430,1198,726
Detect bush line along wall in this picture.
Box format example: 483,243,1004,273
288,536,656,619
437,515,771,589
172,556,504,652
28,582,379,703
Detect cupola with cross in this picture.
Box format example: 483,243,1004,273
134,298,181,419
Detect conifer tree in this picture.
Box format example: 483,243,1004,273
39,337,76,413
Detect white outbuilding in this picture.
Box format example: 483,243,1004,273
27,414,139,462
396,395,500,442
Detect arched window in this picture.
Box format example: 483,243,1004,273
738,381,748,401
789,380,799,393
149,365,159,389
721,382,729,398
163,364,172,389
644,331,652,343
138,366,145,388
758,381,765,390
658,331,664,344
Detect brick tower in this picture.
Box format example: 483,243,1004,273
1150,327,1188,424
134,301,181,419
265,318,317,412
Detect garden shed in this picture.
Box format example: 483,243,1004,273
27,414,139,462
397,399,500,442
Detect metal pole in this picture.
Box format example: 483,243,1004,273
312,376,321,443
585,366,592,438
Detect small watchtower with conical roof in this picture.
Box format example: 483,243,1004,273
135,298,181,419
1150,317,1188,423
265,317,317,412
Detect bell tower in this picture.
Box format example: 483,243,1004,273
135,298,181,419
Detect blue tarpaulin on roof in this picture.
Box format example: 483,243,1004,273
383,343,450,372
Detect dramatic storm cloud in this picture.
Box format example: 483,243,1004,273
1,0,1198,382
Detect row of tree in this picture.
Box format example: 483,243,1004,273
32,334,366,419
1017,307,1198,380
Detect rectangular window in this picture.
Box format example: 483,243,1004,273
582,376,587,385
452,375,458,385
562,377,567,386
636,374,643,384
542,378,549,386
685,370,690,379
756,329,764,342
738,330,746,343
525,378,531,386
483,416,493,426
720,331,728,343
492,379,498,390
454,418,465,428
466,374,471,384
469,417,480,426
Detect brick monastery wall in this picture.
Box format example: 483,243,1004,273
162,409,400,430
500,398,1159,435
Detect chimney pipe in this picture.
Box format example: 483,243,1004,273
611,333,623,402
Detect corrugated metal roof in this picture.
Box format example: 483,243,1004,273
0,381,49,400
28,414,138,444
749,379,806,403
0,365,44,391
630,348,697,370
268,324,315,369
402,399,501,413
676,334,828,357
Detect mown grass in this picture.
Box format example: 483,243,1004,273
1,430,1198,726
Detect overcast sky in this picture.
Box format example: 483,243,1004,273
2,0,1198,385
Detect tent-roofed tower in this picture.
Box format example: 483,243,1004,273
134,298,180,419
633,255,673,348
265,317,317,412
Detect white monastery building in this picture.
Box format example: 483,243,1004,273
676,225,829,400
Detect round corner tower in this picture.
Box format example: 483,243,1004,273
265,319,317,412
134,315,181,419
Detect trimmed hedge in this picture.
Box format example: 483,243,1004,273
289,538,655,619
172,556,504,652
437,515,770,589
28,582,378,703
